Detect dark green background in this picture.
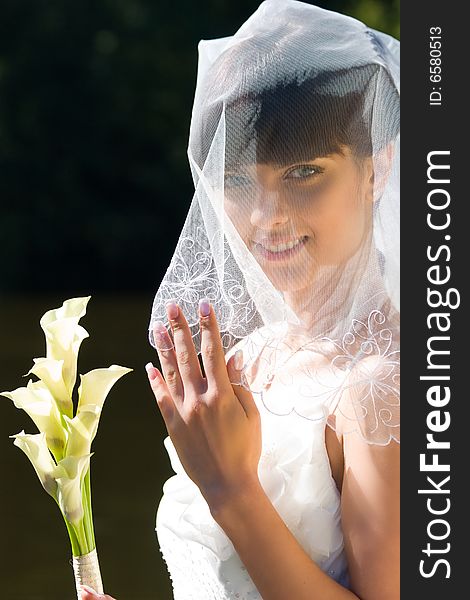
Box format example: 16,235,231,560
0,1,399,598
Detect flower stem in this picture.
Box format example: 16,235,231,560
56,498,90,556
82,467,96,550
59,505,81,556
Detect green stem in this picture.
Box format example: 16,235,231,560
56,499,90,556
56,498,81,556
83,467,96,551
77,517,90,555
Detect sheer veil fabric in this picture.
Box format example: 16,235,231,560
151,2,400,596
149,0,400,446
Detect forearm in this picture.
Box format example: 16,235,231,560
209,480,360,600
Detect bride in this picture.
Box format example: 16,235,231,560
82,1,400,598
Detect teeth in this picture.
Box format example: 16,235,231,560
262,237,304,253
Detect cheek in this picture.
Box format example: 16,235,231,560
307,179,371,262
224,197,251,240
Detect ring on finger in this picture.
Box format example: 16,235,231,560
153,321,174,351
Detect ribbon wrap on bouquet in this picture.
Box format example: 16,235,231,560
72,548,104,597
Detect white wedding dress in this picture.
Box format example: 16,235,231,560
155,330,350,599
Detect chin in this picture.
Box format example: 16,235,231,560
265,268,317,294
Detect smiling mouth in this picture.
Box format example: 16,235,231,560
253,236,309,261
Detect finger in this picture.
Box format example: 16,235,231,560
198,299,230,391
80,584,115,599
226,349,244,385
152,320,184,405
165,301,204,393
227,350,259,420
145,362,176,427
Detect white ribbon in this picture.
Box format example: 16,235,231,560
72,548,104,598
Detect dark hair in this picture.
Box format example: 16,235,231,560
191,59,399,170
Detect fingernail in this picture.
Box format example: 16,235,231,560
153,320,174,351
199,298,211,317
145,362,158,380
234,349,244,370
166,301,179,320
80,584,98,595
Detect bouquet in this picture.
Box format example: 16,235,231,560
1,297,132,598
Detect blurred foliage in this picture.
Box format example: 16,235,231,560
0,0,399,293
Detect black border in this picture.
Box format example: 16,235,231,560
401,2,466,597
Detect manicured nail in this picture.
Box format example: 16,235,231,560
80,584,98,595
166,301,179,320
145,362,158,380
199,298,211,317
153,320,174,351
234,349,244,371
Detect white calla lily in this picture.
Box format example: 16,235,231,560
40,296,91,397
40,297,90,326
5,295,132,572
78,365,133,411
2,380,67,459
10,430,58,496
27,357,72,417
53,454,93,525
64,406,102,458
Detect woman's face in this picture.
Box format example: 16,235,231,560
223,147,374,293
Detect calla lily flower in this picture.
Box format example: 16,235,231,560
39,296,91,398
53,454,93,525
2,296,132,565
2,380,67,459
63,365,132,458
77,365,133,412
64,406,101,458
26,357,72,417
10,428,94,525
10,430,58,496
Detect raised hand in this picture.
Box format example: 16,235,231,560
146,299,262,512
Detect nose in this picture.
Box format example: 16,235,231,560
249,189,290,229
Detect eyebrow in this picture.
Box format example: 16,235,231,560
225,158,331,174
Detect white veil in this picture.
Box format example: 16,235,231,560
149,0,400,445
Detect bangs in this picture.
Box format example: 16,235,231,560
193,64,398,170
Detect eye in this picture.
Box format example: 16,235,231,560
224,173,252,188
284,165,324,180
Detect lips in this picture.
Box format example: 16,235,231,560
253,235,308,261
